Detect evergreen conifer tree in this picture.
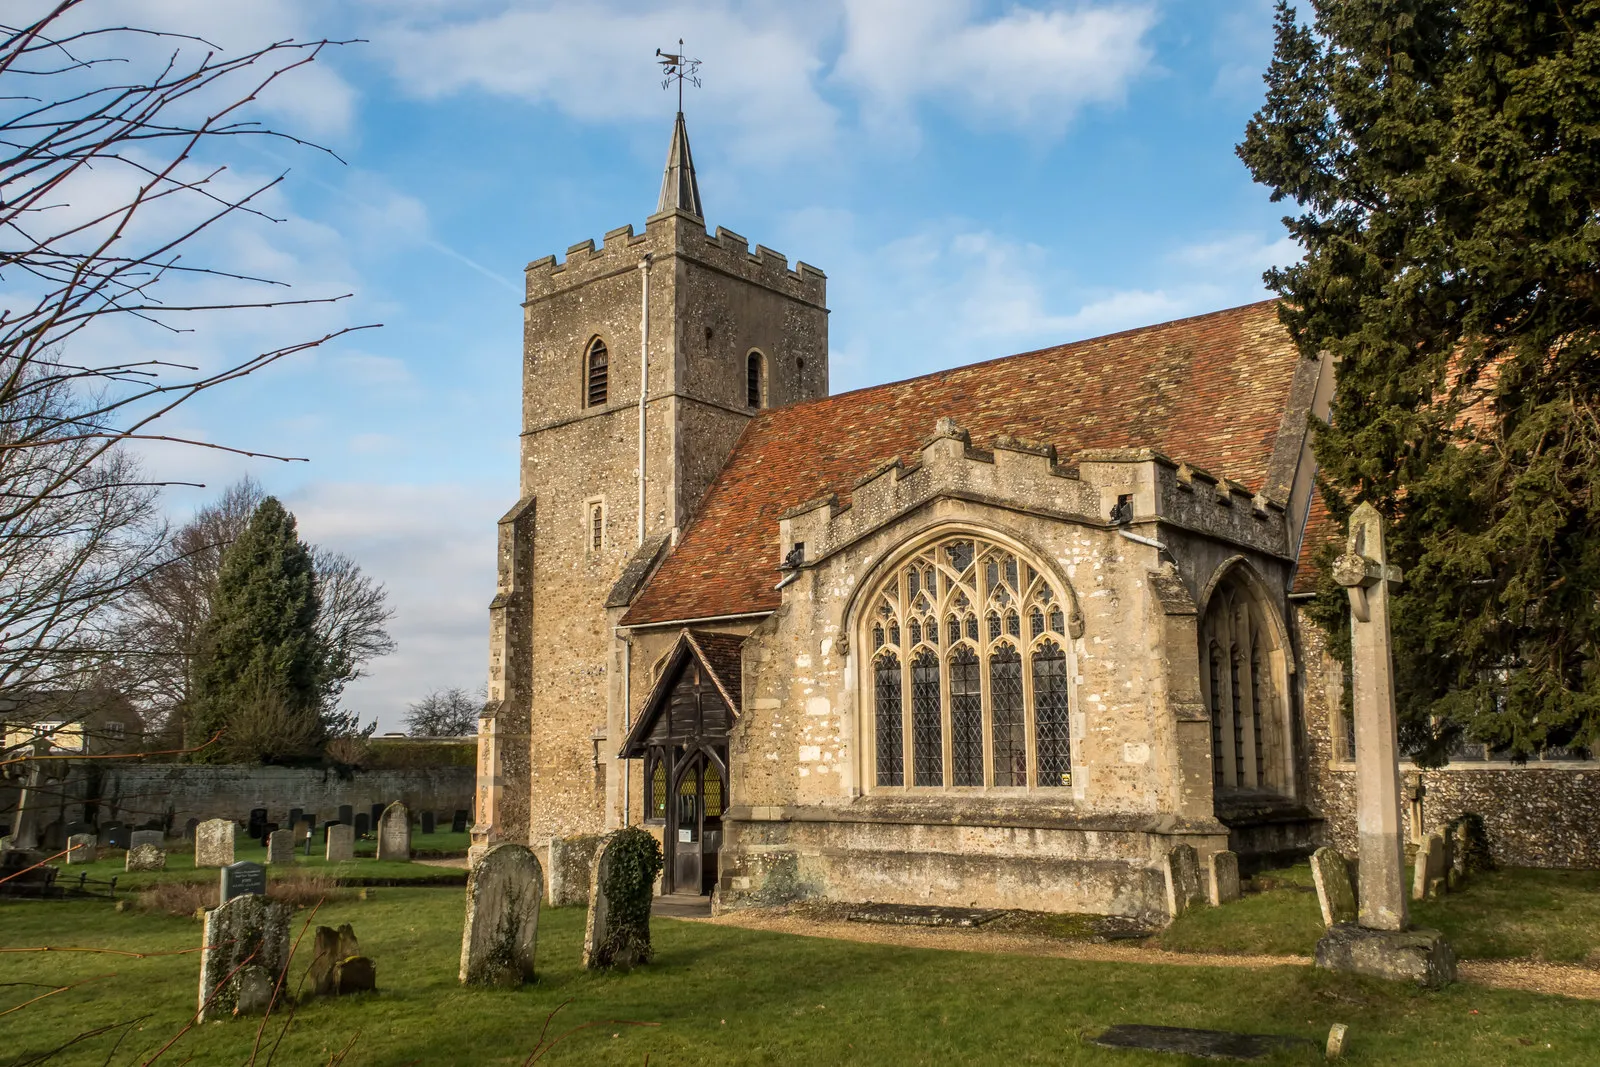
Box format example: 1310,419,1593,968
191,497,324,760
1238,2,1600,760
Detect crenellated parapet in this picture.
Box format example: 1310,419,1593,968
524,211,825,306
777,419,1290,570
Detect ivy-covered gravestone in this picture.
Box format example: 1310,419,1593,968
458,843,543,986
1445,813,1495,878
583,827,664,969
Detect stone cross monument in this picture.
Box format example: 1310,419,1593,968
1317,502,1456,987
1331,503,1407,932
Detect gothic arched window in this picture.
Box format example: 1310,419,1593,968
1199,568,1291,795
585,338,609,408
863,534,1076,792
746,350,764,408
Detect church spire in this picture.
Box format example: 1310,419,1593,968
656,110,703,218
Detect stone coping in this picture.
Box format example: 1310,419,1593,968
723,801,1228,836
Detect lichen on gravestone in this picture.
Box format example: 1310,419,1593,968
1162,844,1205,920
584,827,664,969
1311,846,1358,927
197,894,291,1021
126,843,166,872
308,924,364,996
459,843,543,986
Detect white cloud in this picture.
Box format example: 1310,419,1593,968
835,0,1158,133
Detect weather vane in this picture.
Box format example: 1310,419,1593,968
655,39,701,113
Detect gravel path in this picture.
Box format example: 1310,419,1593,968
701,907,1600,1000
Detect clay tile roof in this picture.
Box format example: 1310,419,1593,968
623,300,1306,626
1292,487,1336,594
685,630,745,713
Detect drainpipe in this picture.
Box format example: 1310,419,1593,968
637,254,653,547
619,626,632,827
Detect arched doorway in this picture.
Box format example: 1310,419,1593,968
1199,564,1292,798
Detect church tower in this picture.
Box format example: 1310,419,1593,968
476,113,829,854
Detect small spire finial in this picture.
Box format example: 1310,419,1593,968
655,39,701,114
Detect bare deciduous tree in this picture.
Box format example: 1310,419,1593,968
404,687,482,737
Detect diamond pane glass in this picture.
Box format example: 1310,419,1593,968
948,616,961,645
1049,607,1064,634
951,647,982,786
909,619,921,646
911,650,942,787
990,646,1026,786
1030,609,1045,638
1006,611,1021,638
1209,644,1224,787
704,763,724,817
965,614,978,641
988,612,1002,640
926,616,939,644
874,653,903,787
873,623,884,650
650,756,668,818
1033,641,1071,787
947,541,974,572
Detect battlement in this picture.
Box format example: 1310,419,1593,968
524,210,826,305
777,419,1289,571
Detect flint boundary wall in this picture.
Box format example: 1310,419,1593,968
42,764,474,828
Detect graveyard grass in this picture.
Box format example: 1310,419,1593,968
2,889,1597,1066
1153,865,1600,964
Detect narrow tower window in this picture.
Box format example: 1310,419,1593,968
585,499,604,554
746,351,763,408
585,338,608,407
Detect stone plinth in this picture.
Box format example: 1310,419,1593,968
376,802,410,861
197,894,292,1020
1314,923,1457,988
194,819,234,868
126,843,166,872
459,843,543,986
325,823,354,862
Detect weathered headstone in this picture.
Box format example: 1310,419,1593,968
459,843,543,985
547,834,605,906
1412,832,1447,901
129,829,163,851
66,833,97,864
1319,504,1455,987
421,811,436,835
126,843,166,872
1207,850,1241,906
1162,843,1204,919
308,924,362,995
1446,813,1495,877
194,819,234,868
6,745,46,850
325,823,355,862
1327,1023,1348,1061
583,828,664,969
354,812,370,837
1311,847,1358,926
266,829,295,865
220,861,266,903
197,894,291,1022
452,810,470,834
337,804,354,826
376,802,410,861
332,955,376,994
1406,782,1426,845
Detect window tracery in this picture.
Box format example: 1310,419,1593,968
1200,570,1289,795
865,534,1075,792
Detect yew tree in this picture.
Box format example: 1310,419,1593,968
1238,2,1600,760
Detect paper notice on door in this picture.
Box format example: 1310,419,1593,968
678,829,692,843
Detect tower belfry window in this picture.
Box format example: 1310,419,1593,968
746,351,763,408
585,338,609,408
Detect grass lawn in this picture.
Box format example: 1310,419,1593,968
1152,865,1600,964
53,836,466,893
2,888,1596,1066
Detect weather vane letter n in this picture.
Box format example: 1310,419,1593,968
655,38,701,113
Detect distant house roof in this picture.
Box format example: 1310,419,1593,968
623,300,1312,626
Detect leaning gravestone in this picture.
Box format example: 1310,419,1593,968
1312,846,1359,926
1162,844,1205,919
459,843,543,986
326,823,355,862
1208,850,1241,906
265,829,295,865
197,894,291,1022
126,843,166,872
194,819,234,868
376,802,410,861
584,827,665,969
129,829,163,851
220,861,266,904
66,833,97,864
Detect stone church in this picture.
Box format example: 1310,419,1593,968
474,114,1598,922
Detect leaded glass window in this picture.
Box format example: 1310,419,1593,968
1230,647,1246,784
650,755,668,820
1251,643,1265,786
862,534,1077,795
1209,644,1224,788
1199,570,1290,796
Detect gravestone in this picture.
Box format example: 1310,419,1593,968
1318,505,1455,988
376,802,410,861
1446,813,1495,877
42,820,64,850
7,749,45,850
1162,843,1204,919
266,829,295,865
325,823,355,862
127,843,166,872
459,843,543,986
303,813,318,832
337,804,354,826
1208,850,1241,906
288,808,303,830
1407,782,1426,845
1090,1026,1316,1061
247,808,268,842
197,894,291,1022
354,813,370,837
583,828,664,969
1412,832,1447,901
100,823,129,850
183,817,199,841
66,833,97,864
369,803,385,831
308,923,374,996
332,955,376,994
421,811,436,835
130,829,163,851
65,820,94,843
220,861,266,903
1311,847,1358,926
452,810,470,834
194,819,234,868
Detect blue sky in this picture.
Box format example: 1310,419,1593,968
78,0,1294,731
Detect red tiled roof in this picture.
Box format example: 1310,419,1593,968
1292,487,1336,594
624,300,1306,626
